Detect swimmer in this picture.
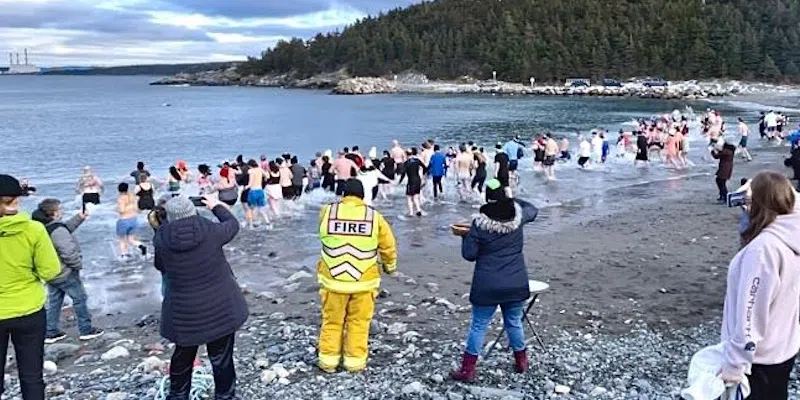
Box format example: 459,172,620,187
167,166,183,194
197,164,214,195
634,131,649,167
378,150,395,200
265,161,282,217
390,140,407,183
471,147,487,193
76,166,103,207
543,133,559,181
116,183,145,260
245,159,270,228
600,132,610,163
455,144,474,200
737,117,753,162
130,161,151,185
175,160,191,182
665,130,681,169
591,131,603,163
278,158,294,200
215,165,239,207
320,156,335,192
357,163,392,207
404,147,425,216
577,135,592,168
493,143,512,197
532,136,545,171
134,174,155,211
558,137,571,161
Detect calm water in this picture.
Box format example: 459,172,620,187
0,75,793,315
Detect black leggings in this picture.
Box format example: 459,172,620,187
716,177,729,201
747,356,796,400
432,176,444,198
0,309,46,400
169,333,236,400
472,173,486,193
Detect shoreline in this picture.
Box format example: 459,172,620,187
148,68,795,99
9,149,800,399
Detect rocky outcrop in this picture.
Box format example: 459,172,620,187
332,77,398,95
150,67,242,86
151,69,349,89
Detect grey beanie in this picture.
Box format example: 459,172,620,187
165,196,197,222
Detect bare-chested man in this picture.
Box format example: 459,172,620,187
245,159,270,228
454,144,474,199
390,140,407,183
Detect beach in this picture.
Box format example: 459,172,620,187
6,145,798,400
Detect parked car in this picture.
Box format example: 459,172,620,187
602,78,622,87
642,78,669,87
566,79,590,87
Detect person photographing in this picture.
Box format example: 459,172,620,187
0,174,62,400
719,172,800,399
316,179,397,373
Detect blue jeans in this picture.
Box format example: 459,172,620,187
465,301,526,356
46,271,93,336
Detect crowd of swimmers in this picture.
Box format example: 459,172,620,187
27,108,795,260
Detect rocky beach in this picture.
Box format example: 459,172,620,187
4,147,799,399
149,68,788,100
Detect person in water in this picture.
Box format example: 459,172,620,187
76,166,103,207
635,131,649,167
214,165,239,207
197,164,214,195
738,117,753,162
265,161,283,217
558,137,571,161
167,166,183,194
404,147,425,217
116,183,146,260
454,144,474,200
289,156,306,200
429,145,448,200
543,133,559,181
471,147,488,194
130,161,151,185
245,159,270,228
134,174,156,211
320,156,335,192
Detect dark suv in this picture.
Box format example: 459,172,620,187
602,78,622,87
642,78,668,87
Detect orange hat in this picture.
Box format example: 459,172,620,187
176,160,187,171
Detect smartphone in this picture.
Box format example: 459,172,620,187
727,191,747,208
189,196,205,207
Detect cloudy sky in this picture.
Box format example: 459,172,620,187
1,0,420,67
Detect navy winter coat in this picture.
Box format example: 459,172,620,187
154,206,248,346
462,199,538,306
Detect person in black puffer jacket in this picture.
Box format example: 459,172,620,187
154,195,248,400
450,179,538,382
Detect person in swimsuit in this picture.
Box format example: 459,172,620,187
175,160,191,183
471,147,488,193
379,150,396,200
116,183,145,260
559,137,571,161
635,131,649,166
130,161,151,185
135,174,156,211
167,166,182,194
578,136,592,168
277,158,294,200
321,156,335,192
738,117,753,162
265,161,283,217
665,131,681,169
197,164,214,195
404,147,425,217
245,159,270,228
543,133,559,181
454,144,474,200
532,137,545,171
215,165,239,207
76,166,103,207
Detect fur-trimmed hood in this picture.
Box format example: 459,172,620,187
473,203,523,234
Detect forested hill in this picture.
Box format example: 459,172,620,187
239,0,800,83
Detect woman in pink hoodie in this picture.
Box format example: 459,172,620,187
720,171,800,400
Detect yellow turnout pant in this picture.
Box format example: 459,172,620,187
318,289,376,372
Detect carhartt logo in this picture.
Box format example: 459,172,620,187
745,342,756,352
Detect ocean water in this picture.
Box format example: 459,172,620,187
0,75,795,315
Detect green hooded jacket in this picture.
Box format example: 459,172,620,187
0,212,61,320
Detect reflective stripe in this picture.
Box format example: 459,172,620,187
318,275,380,294
364,207,374,221
329,262,363,280
330,203,339,219
323,244,378,260
343,355,367,372
318,353,341,371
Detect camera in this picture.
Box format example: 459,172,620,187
727,191,747,208
189,196,205,207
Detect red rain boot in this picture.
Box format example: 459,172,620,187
513,349,529,373
449,353,479,382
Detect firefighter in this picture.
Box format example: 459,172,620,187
317,179,397,373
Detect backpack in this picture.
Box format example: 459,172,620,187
517,146,525,159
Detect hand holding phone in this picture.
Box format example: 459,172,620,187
189,196,205,207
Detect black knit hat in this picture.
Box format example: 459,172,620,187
343,179,365,199
0,175,25,197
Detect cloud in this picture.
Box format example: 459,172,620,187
1,0,424,66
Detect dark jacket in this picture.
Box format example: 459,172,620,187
462,199,538,306
785,147,800,182
712,143,736,180
154,206,248,346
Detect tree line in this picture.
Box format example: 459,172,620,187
238,0,800,83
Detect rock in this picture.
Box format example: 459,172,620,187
287,271,313,282
425,283,440,293
101,346,130,361
46,383,66,395
260,370,277,384
555,385,571,394
45,343,81,362
138,356,164,373
590,386,609,396
106,393,129,400
468,386,524,399
278,377,290,385
255,358,270,369
333,77,398,95
43,360,58,375
269,312,286,321
256,291,278,301
430,373,444,384
435,298,458,311
73,354,99,365
402,381,425,395
283,282,301,292
387,322,408,335
272,364,290,379
447,392,464,400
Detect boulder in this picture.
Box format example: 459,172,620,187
332,77,397,95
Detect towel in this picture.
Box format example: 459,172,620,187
681,344,750,400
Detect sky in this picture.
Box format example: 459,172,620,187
1,0,421,67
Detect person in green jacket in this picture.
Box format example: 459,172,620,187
0,174,61,400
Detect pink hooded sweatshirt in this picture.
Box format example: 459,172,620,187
721,203,800,376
